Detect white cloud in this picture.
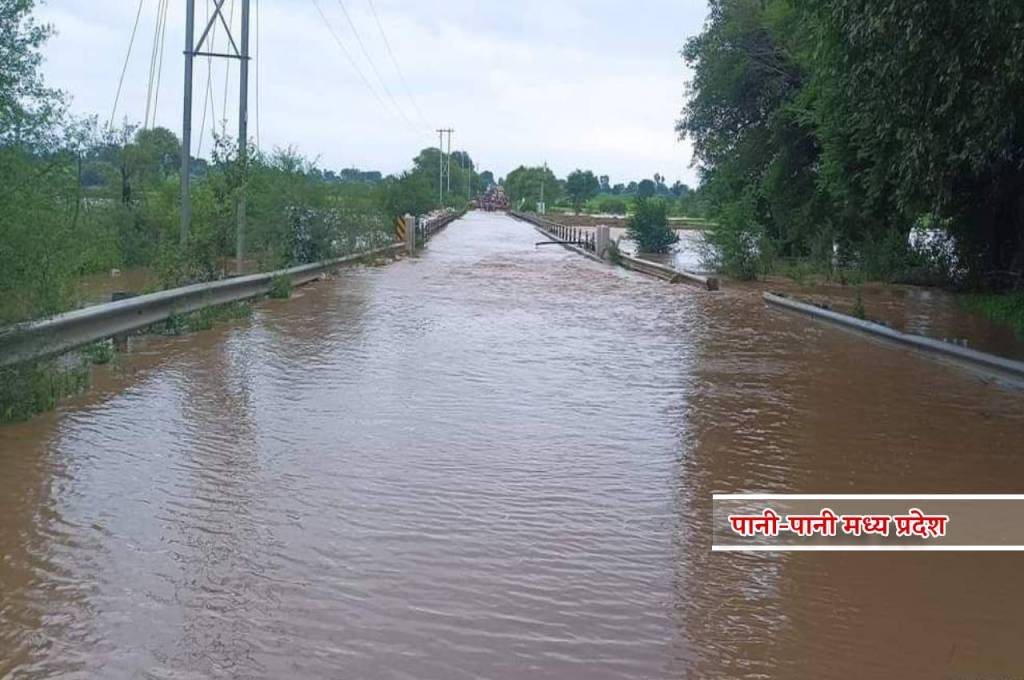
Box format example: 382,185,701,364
37,0,707,185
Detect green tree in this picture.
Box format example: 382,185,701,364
677,0,831,277
798,0,1024,286
0,0,62,147
596,196,628,215
565,169,600,214
131,127,180,184
504,165,560,208
628,197,678,253
680,0,1024,286
383,169,435,218
0,0,72,323
408,146,475,208
637,179,657,199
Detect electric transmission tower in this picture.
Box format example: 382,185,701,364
181,0,251,274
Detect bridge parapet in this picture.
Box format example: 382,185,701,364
509,211,718,290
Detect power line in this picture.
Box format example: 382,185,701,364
222,0,236,136
365,0,427,126
143,0,162,126
332,0,414,129
309,0,415,132
151,0,170,128
197,0,218,154
309,0,386,109
110,0,146,127
144,0,167,129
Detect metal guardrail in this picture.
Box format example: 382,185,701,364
510,211,604,263
0,242,406,367
420,209,464,239
763,292,1024,383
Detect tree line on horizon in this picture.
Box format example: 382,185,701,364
499,166,706,217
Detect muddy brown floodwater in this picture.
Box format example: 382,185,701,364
1,211,1022,679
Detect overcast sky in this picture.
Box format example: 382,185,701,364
37,0,708,185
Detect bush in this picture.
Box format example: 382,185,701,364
627,197,678,253
852,289,866,320
84,341,114,365
701,192,773,280
596,196,628,215
269,274,292,299
961,292,1024,337
156,301,252,335
606,238,623,265
0,360,91,424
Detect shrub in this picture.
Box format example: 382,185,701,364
596,196,628,215
84,341,114,365
961,292,1024,337
269,274,292,299
701,192,773,280
156,301,252,335
606,238,623,265
852,289,866,319
0,360,91,424
627,197,678,253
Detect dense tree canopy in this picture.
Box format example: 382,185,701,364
565,170,600,214
504,165,561,208
679,0,1024,286
0,0,61,146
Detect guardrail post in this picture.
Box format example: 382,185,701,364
111,291,136,352
405,213,416,255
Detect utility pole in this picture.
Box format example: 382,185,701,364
540,161,546,204
446,130,453,194
180,0,251,268
437,129,444,205
436,128,453,207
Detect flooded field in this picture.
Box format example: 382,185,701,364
1,212,1022,679
553,216,1024,361
74,268,157,309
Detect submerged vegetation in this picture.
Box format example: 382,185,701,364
0,358,91,424
960,293,1024,338
157,301,254,336
269,275,293,300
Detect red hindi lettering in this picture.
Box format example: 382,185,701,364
861,515,891,536
841,514,864,536
810,508,839,537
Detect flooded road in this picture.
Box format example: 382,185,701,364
1,211,1023,679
